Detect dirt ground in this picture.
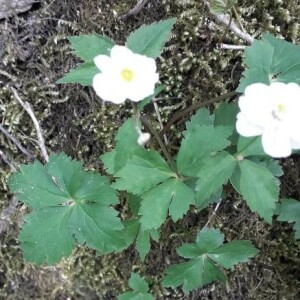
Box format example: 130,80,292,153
0,0,299,299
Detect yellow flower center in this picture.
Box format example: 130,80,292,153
272,103,286,121
121,68,135,82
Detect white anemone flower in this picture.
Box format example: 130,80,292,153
92,45,159,104
236,82,300,158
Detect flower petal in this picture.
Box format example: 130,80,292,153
261,126,292,158
94,55,112,73
236,113,264,137
93,73,126,104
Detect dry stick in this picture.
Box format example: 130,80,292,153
119,0,150,20
214,13,254,44
160,91,238,136
0,124,34,160
204,200,222,228
10,87,49,162
218,44,246,50
0,149,17,172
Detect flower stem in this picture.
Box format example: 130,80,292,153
130,102,178,175
160,91,238,136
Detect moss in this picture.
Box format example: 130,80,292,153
1,0,299,298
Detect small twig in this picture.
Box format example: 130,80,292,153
214,13,254,44
119,0,149,20
204,200,222,228
0,124,34,160
160,91,238,136
10,87,49,162
218,44,246,50
0,150,17,172
153,100,169,145
232,6,245,33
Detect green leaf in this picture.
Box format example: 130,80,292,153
214,102,239,130
126,18,176,58
237,136,266,157
195,187,223,211
177,125,232,176
68,35,114,61
277,198,300,239
163,228,258,292
122,217,159,261
237,34,300,92
56,62,99,86
196,152,237,206
237,159,279,223
114,118,141,173
118,273,154,300
19,207,75,265
101,150,116,175
139,178,195,230
113,149,175,195
207,240,259,269
9,153,125,264
101,118,141,175
185,108,215,134
208,0,238,15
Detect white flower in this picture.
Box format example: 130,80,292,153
92,45,159,104
236,82,300,158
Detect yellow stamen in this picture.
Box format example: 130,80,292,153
277,103,285,113
121,68,134,82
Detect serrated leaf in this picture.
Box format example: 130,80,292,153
237,136,266,157
19,207,75,265
118,273,154,300
126,18,176,58
56,62,99,86
163,228,258,292
177,125,232,176
101,150,116,175
238,159,279,223
207,240,259,269
113,149,175,195
196,152,236,206
185,108,215,134
277,198,300,239
9,153,124,264
68,35,114,61
139,178,195,230
237,34,300,92
114,118,141,173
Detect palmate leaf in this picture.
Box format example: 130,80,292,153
9,153,125,264
237,34,300,92
126,18,176,58
177,125,233,177
122,218,159,261
277,198,300,239
185,108,215,134
113,148,175,195
163,228,258,292
196,152,237,208
139,178,195,230
101,118,141,175
230,159,279,223
118,273,154,300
